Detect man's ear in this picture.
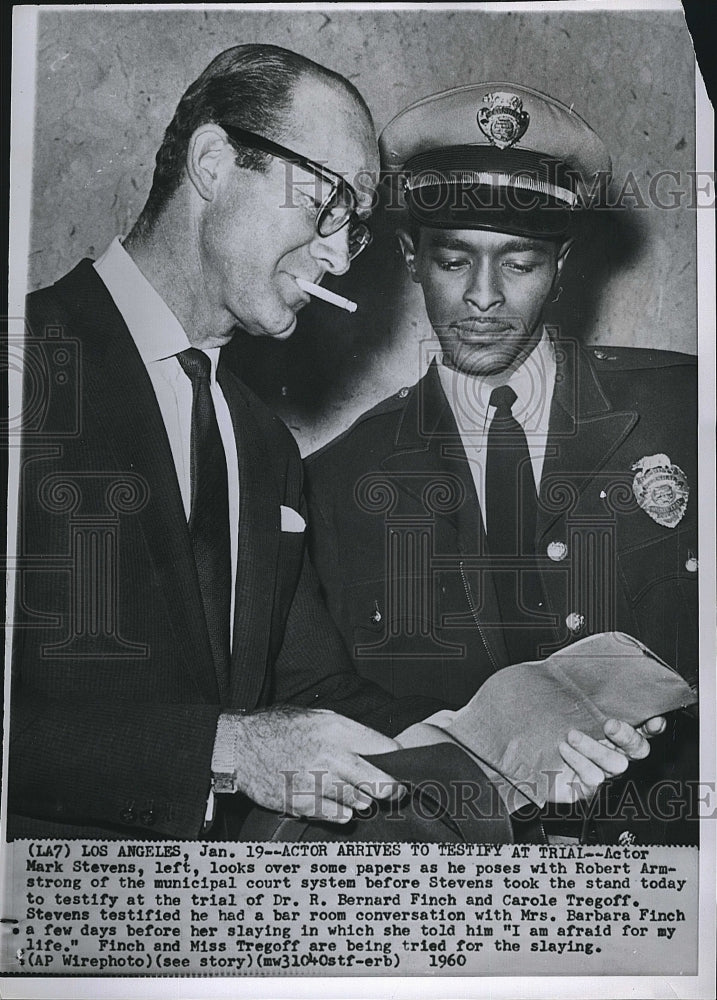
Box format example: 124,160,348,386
397,229,421,282
185,124,230,202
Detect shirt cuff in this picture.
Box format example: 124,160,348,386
394,709,459,747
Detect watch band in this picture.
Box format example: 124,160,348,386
211,713,242,793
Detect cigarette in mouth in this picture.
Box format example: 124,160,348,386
295,278,357,313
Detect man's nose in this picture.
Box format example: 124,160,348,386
464,262,504,311
309,225,351,276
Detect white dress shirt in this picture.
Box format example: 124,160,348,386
94,237,240,631
437,332,557,528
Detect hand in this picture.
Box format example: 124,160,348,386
232,707,406,823
549,715,665,804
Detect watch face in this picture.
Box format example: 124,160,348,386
211,773,238,794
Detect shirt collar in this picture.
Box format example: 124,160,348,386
504,331,556,424
94,236,195,364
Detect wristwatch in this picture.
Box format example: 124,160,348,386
210,713,242,793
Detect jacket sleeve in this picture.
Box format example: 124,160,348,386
9,684,221,838
271,545,444,735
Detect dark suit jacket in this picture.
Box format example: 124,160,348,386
306,341,699,844
9,260,439,840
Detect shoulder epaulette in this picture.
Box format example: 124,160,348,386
589,345,696,370
306,383,416,463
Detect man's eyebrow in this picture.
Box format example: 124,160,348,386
427,233,554,254
427,234,479,252
498,238,554,254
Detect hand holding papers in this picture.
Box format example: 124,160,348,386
396,632,697,810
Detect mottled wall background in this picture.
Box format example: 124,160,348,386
28,7,696,453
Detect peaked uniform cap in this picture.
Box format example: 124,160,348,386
380,82,612,238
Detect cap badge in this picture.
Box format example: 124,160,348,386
477,92,530,149
631,453,689,528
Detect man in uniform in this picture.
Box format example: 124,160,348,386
13,52,658,843
306,84,698,844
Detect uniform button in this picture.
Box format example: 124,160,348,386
593,349,607,360
566,612,585,633
547,540,568,562
140,809,156,826
618,830,636,847
397,387,409,399
685,556,698,573
119,807,136,824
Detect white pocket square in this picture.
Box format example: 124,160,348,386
280,505,305,533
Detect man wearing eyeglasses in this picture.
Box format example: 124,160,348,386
12,46,655,842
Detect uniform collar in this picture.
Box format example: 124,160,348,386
436,329,556,433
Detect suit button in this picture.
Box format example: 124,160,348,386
547,541,568,561
397,386,409,399
566,612,585,633
119,807,136,824
140,809,156,826
618,830,636,847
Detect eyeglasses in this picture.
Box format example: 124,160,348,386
219,124,373,260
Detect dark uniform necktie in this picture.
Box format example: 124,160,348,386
177,348,231,695
485,384,541,661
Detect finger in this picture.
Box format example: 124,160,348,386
638,715,667,738
306,801,354,824
286,768,375,812
602,719,650,759
566,729,630,778
281,766,361,816
558,741,605,796
328,779,376,813
339,756,407,802
311,760,405,809
334,719,403,756
290,791,354,824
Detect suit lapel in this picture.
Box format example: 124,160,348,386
65,262,219,702
383,364,476,540
537,340,638,542
217,365,280,711
381,364,510,667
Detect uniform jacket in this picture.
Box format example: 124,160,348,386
9,260,437,840
306,340,699,844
